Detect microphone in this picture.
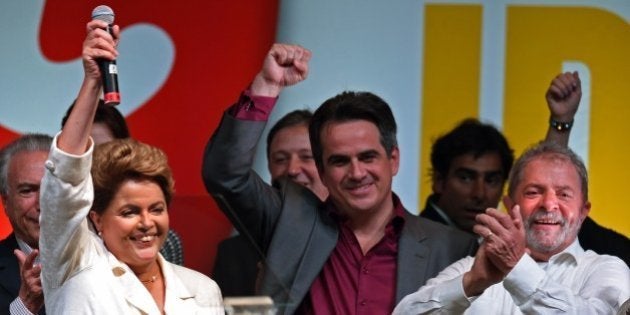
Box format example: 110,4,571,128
91,5,120,106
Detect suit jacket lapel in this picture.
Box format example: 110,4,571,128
396,212,430,303
260,183,338,314
0,234,20,297
285,202,337,314
161,257,199,313
104,252,160,314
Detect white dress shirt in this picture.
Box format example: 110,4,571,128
393,240,630,314
39,135,224,314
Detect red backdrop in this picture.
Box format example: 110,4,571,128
0,0,278,276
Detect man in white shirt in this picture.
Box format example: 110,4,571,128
394,141,630,314
0,134,52,315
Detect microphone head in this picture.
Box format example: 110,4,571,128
92,5,115,24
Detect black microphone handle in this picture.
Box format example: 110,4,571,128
98,24,120,106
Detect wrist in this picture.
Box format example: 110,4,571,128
250,74,282,97
549,117,573,132
463,271,488,297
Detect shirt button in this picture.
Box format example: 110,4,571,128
360,300,367,306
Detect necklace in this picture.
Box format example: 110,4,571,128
140,275,158,284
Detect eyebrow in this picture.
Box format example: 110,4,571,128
357,149,380,158
326,149,381,164
326,154,349,164
15,182,40,190
453,167,503,176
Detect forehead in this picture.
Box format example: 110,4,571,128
321,120,382,153
91,122,116,145
449,152,503,174
521,155,581,188
8,150,48,178
111,179,166,203
269,124,310,152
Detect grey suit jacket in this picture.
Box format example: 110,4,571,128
203,113,478,314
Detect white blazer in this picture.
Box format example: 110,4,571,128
40,135,223,314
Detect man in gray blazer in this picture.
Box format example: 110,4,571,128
202,44,478,314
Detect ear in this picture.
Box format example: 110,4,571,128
432,171,445,194
502,195,515,212
389,146,400,176
1,194,7,214
580,201,591,221
88,211,102,234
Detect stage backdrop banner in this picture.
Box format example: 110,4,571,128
0,1,628,278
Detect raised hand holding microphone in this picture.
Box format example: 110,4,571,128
91,5,120,105
60,10,120,151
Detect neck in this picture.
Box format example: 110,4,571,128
130,259,161,282
343,196,395,254
530,251,552,262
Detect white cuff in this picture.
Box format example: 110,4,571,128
503,253,545,306
9,297,36,315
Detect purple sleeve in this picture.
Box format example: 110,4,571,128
227,88,278,121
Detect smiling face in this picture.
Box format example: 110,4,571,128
510,155,590,260
90,179,169,269
319,120,399,218
1,150,47,249
268,123,328,200
433,152,505,233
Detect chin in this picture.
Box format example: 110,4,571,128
528,235,563,254
133,248,160,262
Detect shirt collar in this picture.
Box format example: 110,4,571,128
15,236,33,255
428,196,458,228
15,236,40,264
534,239,584,271
547,239,584,265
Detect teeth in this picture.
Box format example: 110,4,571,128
139,235,154,242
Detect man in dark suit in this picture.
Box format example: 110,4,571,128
203,44,478,314
0,134,51,315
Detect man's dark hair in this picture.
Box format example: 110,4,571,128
430,118,514,181
266,109,313,157
61,99,130,139
309,91,397,170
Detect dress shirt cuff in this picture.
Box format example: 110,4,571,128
503,253,545,305
45,132,94,186
9,297,35,315
438,275,472,309
227,88,278,121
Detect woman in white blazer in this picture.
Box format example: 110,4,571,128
39,19,223,314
